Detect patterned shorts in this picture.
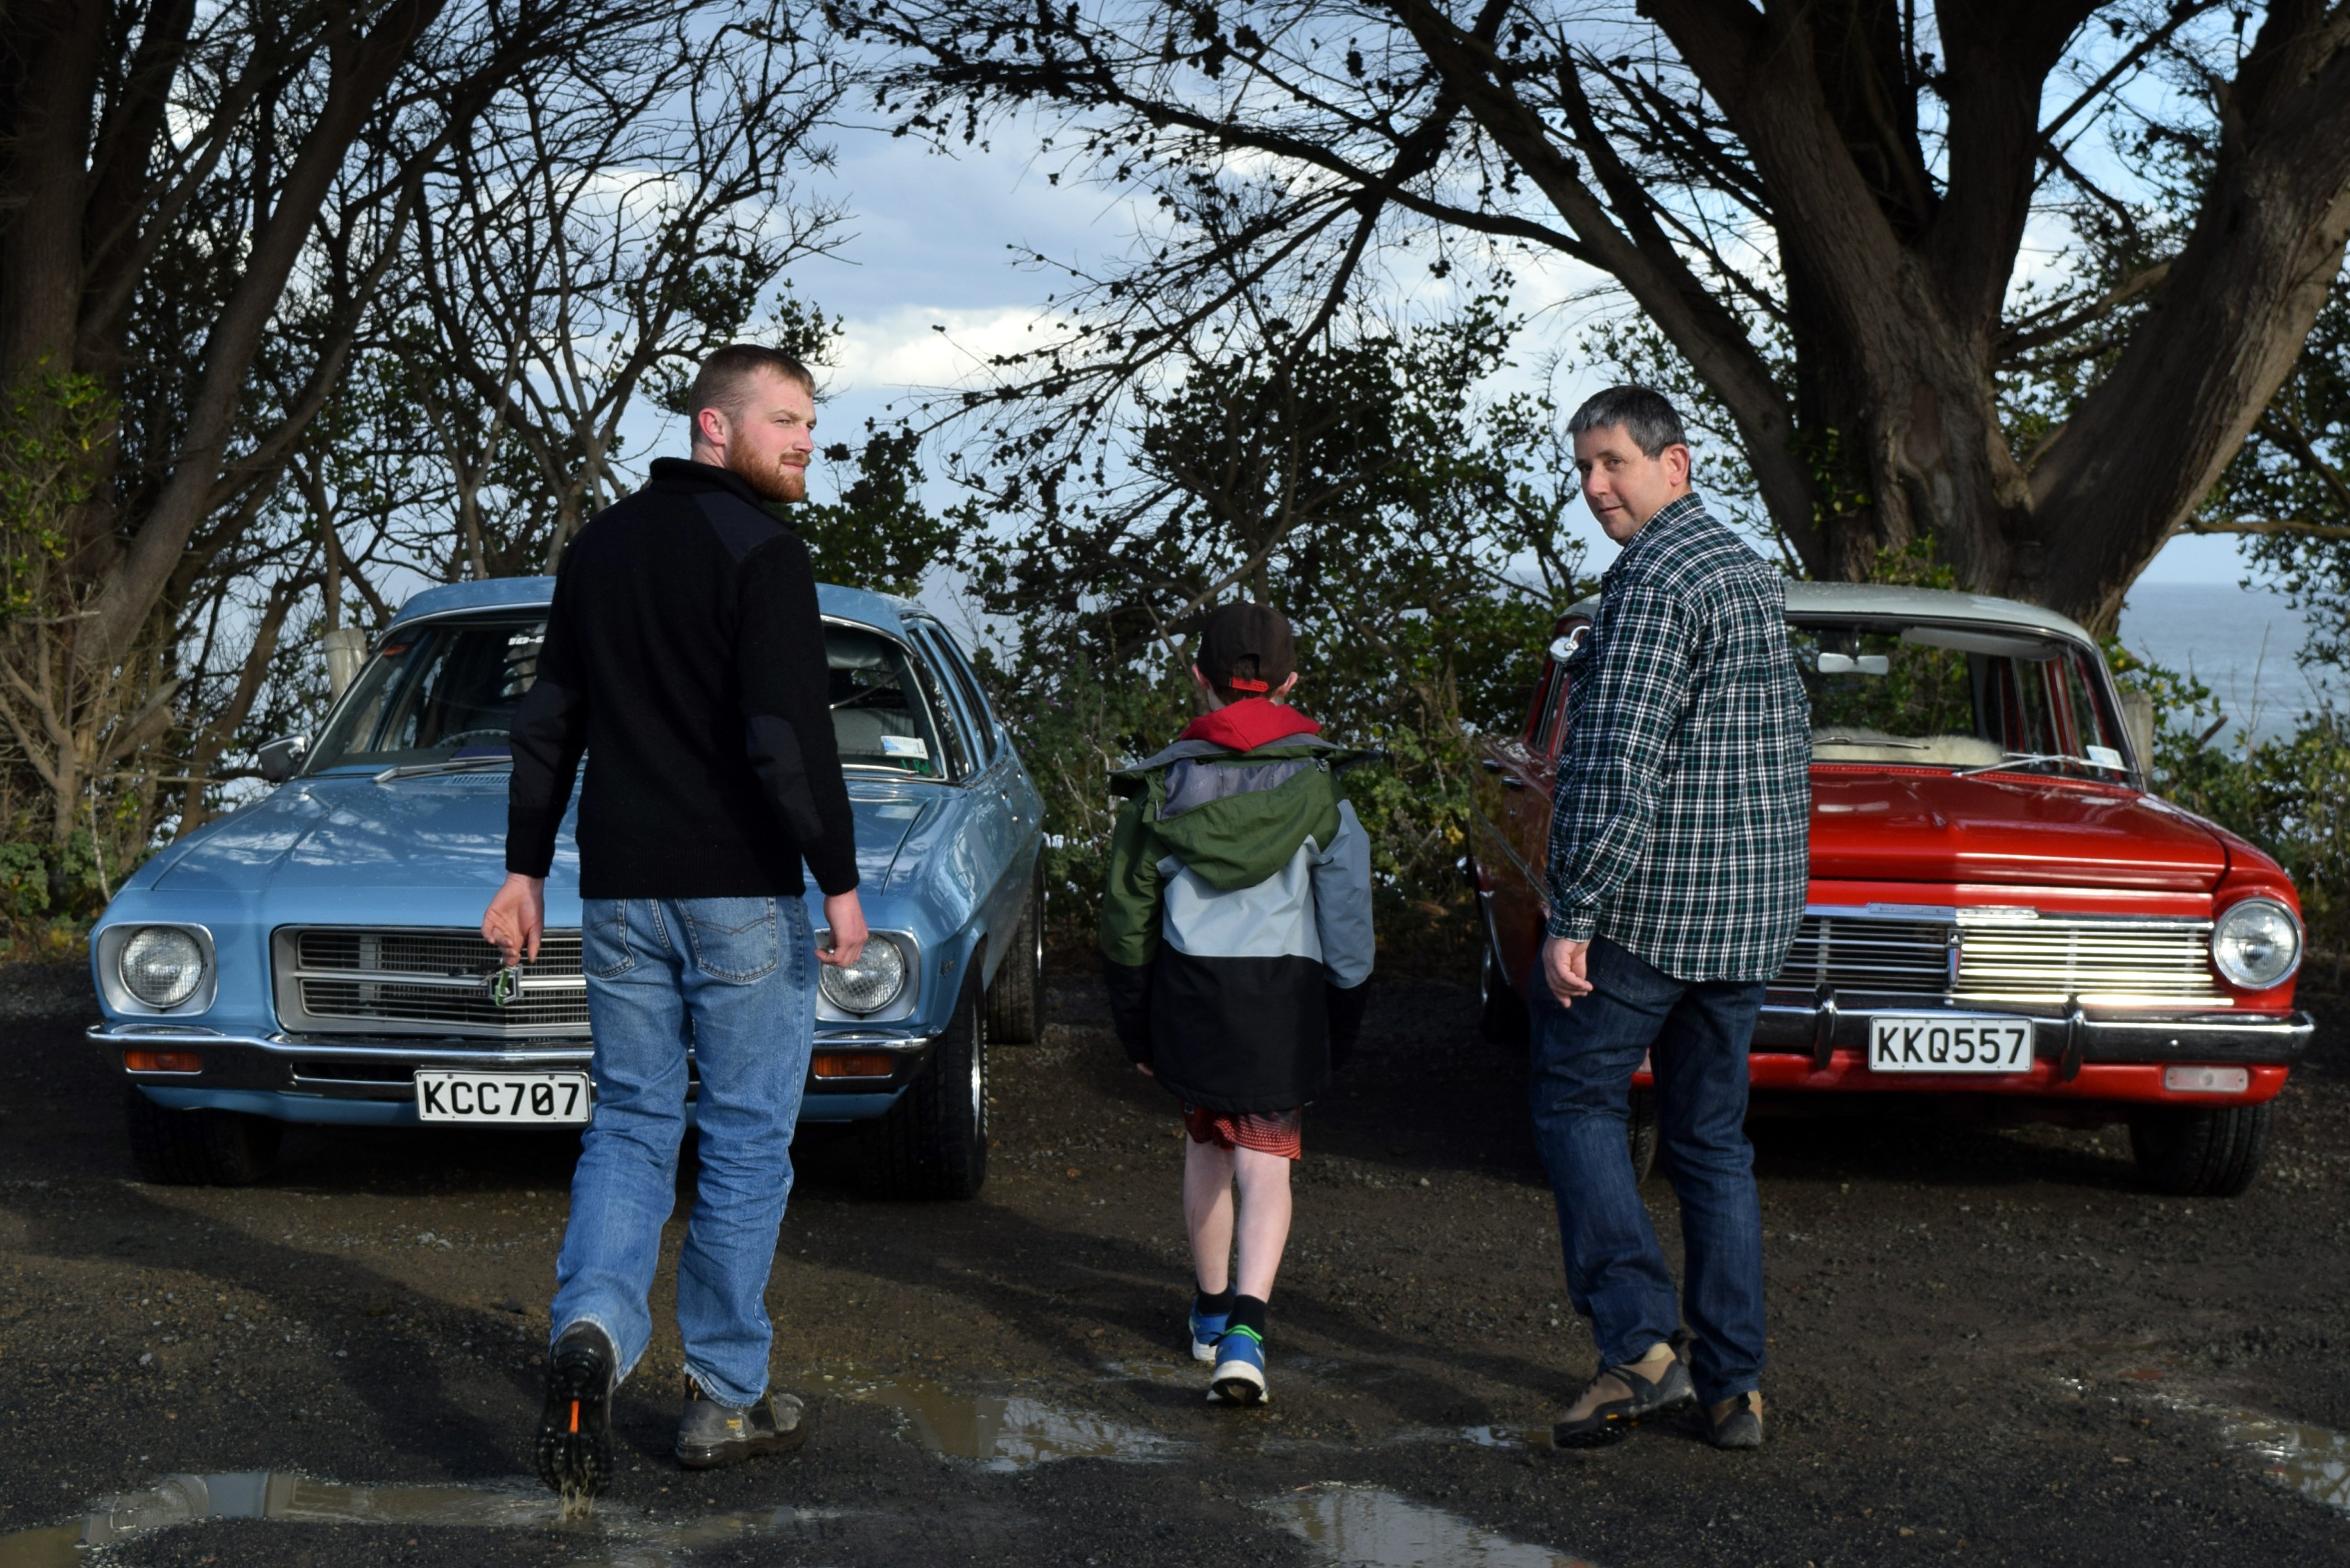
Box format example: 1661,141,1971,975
1182,1104,1304,1161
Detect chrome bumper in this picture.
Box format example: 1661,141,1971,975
1750,993,2313,1079
90,1021,939,1104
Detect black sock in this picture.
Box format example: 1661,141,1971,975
1194,1284,1235,1319
1227,1294,1268,1345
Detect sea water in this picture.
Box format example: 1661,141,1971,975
2117,581,2342,745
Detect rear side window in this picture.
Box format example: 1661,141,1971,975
917,623,999,767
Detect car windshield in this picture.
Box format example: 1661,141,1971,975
304,615,955,778
1792,618,2129,779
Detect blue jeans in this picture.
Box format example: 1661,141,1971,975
1527,936,1767,1404
551,895,815,1408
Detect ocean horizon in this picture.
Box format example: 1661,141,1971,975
2117,580,2339,745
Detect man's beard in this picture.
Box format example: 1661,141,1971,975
725,444,805,504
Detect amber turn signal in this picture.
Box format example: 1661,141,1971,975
812,1053,894,1079
124,1049,202,1074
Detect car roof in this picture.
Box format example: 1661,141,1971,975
388,575,925,636
1563,580,2098,644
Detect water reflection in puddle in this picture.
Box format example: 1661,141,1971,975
1267,1484,1594,1568
0,1471,846,1568
833,1372,1189,1469
2078,1362,2350,1518
2213,1408,2350,1514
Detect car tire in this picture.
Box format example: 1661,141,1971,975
859,976,988,1200
2128,1101,2273,1197
1627,1087,1660,1184
985,861,1045,1045
123,1087,281,1186
1479,947,1529,1045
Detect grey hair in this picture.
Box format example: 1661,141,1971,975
1566,385,1688,458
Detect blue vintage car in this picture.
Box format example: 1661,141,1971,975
86,576,1044,1198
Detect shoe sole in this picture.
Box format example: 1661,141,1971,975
1191,1339,1220,1364
1551,1388,1696,1450
536,1343,615,1499
676,1420,811,1470
1209,1362,1268,1406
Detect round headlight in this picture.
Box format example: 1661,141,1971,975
818,937,907,1015
2212,899,2301,989
120,927,205,1009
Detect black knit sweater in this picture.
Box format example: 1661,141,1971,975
504,458,859,898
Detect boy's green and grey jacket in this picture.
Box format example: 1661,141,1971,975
1099,707,1375,1115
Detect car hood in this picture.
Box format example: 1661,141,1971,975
1809,768,2230,891
152,771,932,894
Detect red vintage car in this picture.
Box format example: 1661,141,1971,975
1470,582,2312,1196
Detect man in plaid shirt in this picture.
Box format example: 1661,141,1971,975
1535,386,1808,1454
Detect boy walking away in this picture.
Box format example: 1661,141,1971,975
1100,603,1374,1406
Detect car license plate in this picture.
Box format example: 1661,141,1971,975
1867,1015,2034,1074
414,1070,591,1124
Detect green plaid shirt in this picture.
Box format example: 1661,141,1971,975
1545,493,1810,981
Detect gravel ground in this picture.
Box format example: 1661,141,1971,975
1,960,2346,1566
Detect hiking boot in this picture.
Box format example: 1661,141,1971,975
536,1320,617,1500
1208,1326,1269,1406
1550,1343,1695,1449
675,1382,811,1469
1704,1390,1764,1450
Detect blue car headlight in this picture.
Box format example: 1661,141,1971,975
121,926,207,1009
819,936,908,1016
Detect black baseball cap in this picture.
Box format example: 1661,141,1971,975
1197,602,1295,694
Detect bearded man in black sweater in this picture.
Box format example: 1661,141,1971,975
481,344,866,1498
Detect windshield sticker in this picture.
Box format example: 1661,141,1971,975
880,736,930,760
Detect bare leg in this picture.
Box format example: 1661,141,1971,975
1230,1146,1294,1300
1183,1138,1237,1294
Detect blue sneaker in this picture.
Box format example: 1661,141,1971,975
1209,1325,1268,1405
1188,1302,1229,1364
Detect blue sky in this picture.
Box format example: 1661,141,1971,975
753,122,2245,594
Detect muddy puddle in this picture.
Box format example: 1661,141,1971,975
2210,1406,2350,1514
2077,1361,2350,1517
826,1369,1189,1469
1266,1483,1594,1568
0,1471,848,1568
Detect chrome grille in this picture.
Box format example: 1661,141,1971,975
1777,917,1951,995
1955,919,2219,1002
1768,912,2222,1003
275,927,589,1036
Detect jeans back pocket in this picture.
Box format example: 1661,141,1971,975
582,898,636,978
680,897,780,983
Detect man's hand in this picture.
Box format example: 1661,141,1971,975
820,889,868,967
483,873,545,965
1542,935,1594,1007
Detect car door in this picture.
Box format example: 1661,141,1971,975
1471,616,1586,995
903,620,1027,987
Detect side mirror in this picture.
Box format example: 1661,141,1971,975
1549,626,1588,663
258,734,309,784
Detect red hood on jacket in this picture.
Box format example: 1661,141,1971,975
1179,698,1322,752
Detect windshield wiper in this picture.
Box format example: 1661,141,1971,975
374,755,512,783
1815,735,1927,749
1952,751,2119,778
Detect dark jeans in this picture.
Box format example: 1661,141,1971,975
1527,936,1766,1404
